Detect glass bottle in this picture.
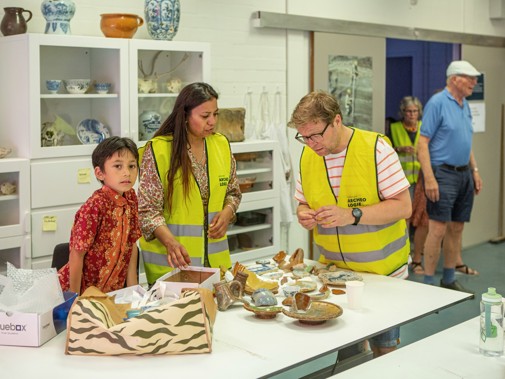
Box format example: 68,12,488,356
479,287,504,356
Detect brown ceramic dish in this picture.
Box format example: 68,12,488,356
243,303,282,319
282,301,343,325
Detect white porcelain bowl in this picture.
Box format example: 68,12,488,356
64,79,91,94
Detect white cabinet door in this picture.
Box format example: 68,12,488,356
129,40,211,145
0,34,129,160
0,158,30,239
0,235,31,272
31,205,79,259
31,158,100,209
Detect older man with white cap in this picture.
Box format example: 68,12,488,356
417,60,483,296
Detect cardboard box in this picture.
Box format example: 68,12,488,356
0,291,77,347
66,287,217,355
156,266,220,294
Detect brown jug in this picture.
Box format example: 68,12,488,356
1,7,32,36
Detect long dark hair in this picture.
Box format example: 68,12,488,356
154,82,219,214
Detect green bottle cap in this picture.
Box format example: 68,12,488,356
482,287,502,303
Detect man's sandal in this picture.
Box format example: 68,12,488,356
410,261,425,275
455,264,479,276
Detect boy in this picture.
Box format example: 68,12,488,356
58,137,141,294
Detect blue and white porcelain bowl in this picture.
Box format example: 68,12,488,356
94,82,112,94
64,79,91,94
46,79,62,94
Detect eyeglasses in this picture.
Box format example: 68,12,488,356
404,109,419,114
295,123,331,144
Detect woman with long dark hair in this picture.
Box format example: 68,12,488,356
138,82,241,284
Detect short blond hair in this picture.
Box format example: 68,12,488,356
288,90,343,129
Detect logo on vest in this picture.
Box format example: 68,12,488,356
218,176,229,187
347,197,366,208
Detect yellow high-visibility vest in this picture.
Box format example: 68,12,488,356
139,134,232,284
300,128,409,275
390,121,421,184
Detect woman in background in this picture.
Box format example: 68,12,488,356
388,96,426,274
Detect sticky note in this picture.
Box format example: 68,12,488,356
78,168,91,184
42,216,57,232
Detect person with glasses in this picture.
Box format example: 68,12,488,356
290,90,411,357
418,61,483,295
387,96,427,275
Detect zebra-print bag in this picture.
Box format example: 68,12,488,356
65,286,217,355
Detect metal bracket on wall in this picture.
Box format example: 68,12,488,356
253,11,505,48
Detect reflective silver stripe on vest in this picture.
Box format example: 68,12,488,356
318,232,409,262
317,222,394,236
142,249,170,266
168,223,203,237
208,239,229,255
141,249,204,267
208,211,218,221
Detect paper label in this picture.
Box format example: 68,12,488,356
42,216,57,232
77,168,91,184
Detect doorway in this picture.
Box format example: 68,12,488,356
385,38,460,120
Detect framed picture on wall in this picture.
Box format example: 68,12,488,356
312,32,386,132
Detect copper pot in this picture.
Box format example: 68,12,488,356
100,13,143,39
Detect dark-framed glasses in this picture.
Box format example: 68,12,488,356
295,123,331,145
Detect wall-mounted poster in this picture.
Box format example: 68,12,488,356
312,33,385,132
328,55,373,131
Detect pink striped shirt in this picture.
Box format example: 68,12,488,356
295,137,410,279
295,137,409,204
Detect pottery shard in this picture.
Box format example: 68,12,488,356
331,289,346,295
290,248,304,265
273,250,287,264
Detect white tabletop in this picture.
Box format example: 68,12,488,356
0,272,471,379
333,316,505,378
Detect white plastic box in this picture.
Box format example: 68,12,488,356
0,291,77,347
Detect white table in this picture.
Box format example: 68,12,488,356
0,272,471,379
333,316,505,378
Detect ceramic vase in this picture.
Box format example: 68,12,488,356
41,0,75,35
139,110,162,140
1,7,32,36
144,0,180,41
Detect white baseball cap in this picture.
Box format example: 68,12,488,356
446,60,481,77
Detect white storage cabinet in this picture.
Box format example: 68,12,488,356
229,140,281,263
0,34,210,268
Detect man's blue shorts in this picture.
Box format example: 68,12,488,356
369,327,400,348
426,165,474,222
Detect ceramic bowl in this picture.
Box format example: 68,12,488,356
64,79,91,94
94,82,112,94
100,13,144,39
46,79,62,94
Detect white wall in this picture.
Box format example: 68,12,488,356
4,0,504,252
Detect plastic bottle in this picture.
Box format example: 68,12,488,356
479,287,504,356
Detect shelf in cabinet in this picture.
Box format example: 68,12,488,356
237,168,272,176
138,93,178,98
41,94,119,99
0,194,18,202
227,223,271,236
